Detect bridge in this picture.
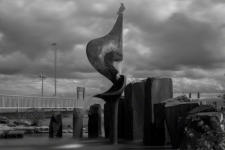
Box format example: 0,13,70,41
0,94,84,113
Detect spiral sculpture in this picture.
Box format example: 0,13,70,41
86,3,126,144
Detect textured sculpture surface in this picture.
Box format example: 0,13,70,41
86,4,125,84
86,3,126,102
86,4,126,144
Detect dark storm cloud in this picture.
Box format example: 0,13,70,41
148,13,224,70
123,5,225,72
0,0,124,79
0,0,98,77
0,0,225,95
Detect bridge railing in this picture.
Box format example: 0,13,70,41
0,94,79,110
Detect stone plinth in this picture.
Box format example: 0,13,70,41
165,103,199,148
124,81,145,141
73,108,83,138
88,104,102,138
49,112,62,138
143,78,173,145
103,77,173,144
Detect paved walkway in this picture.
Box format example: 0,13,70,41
0,135,176,150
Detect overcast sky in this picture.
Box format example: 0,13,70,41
0,0,225,98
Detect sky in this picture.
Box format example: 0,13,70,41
0,0,225,99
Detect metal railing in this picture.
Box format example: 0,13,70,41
0,94,83,110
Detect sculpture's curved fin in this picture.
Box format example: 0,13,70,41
86,4,125,84
94,75,126,102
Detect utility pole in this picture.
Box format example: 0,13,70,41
39,72,47,96
52,43,57,96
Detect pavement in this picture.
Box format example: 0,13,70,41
0,135,176,150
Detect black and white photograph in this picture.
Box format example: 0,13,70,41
0,0,225,149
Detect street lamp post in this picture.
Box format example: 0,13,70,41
52,43,57,96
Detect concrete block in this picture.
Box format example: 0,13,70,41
124,81,145,140
143,78,173,145
49,112,62,138
73,108,83,138
165,103,199,148
88,104,102,138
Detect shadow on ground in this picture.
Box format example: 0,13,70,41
0,135,176,150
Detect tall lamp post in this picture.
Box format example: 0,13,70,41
52,43,57,96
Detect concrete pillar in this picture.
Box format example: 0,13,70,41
143,78,173,145
73,108,83,138
88,104,102,138
124,81,145,141
165,103,199,148
109,99,119,144
49,112,62,138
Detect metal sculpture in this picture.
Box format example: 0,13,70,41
86,3,126,144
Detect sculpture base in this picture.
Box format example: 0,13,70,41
95,75,126,144
108,99,119,144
